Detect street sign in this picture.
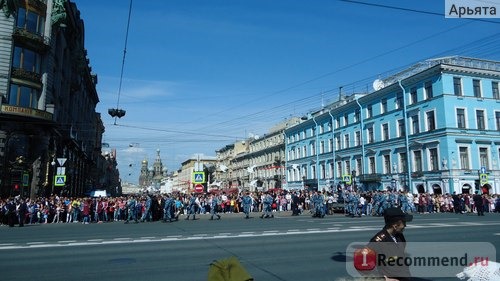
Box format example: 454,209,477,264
54,175,66,186
343,174,352,185
480,173,488,185
192,172,205,184
194,184,204,193
57,158,67,166
480,166,486,174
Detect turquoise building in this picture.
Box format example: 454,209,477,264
285,57,500,195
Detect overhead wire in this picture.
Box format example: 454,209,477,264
102,2,500,144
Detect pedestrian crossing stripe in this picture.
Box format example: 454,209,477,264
54,175,66,186
192,172,205,184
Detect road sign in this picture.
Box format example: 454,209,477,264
480,173,488,185
480,166,486,174
54,175,66,186
194,184,204,193
57,158,67,166
192,172,205,184
343,174,352,185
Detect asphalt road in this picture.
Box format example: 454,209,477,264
0,211,499,281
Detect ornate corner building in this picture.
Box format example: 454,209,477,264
0,0,112,198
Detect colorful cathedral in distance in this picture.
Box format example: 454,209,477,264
139,149,168,189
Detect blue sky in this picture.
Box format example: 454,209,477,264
72,0,500,184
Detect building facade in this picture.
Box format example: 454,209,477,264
285,57,500,195
172,155,217,193
0,0,112,198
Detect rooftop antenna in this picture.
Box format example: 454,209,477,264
108,0,133,124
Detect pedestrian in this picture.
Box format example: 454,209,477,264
260,192,274,219
5,198,16,227
368,207,413,280
163,194,175,222
125,195,138,224
209,194,221,220
241,191,253,219
472,191,484,216
185,193,199,220
17,198,27,227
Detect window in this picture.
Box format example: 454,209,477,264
302,146,307,158
473,79,482,98
329,162,334,178
426,111,436,131
410,87,417,104
336,162,342,178
328,121,332,131
329,139,333,152
396,94,403,109
384,155,391,174
344,134,350,149
367,127,374,143
413,151,422,172
429,148,438,171
411,115,420,134
12,46,42,73
496,112,500,131
16,7,45,35
382,123,389,140
369,157,375,174
493,81,499,99
355,131,361,146
459,147,469,169
311,165,316,179
335,136,341,150
8,83,39,108
344,113,348,126
454,77,462,96
311,126,316,137
381,98,387,114
319,140,325,154
476,110,485,130
457,108,466,129
367,105,373,118
319,124,324,134
400,152,407,173
479,147,489,169
424,81,433,99
310,142,316,156
345,160,351,175
335,117,340,129
398,119,405,137
354,109,360,123
356,159,362,175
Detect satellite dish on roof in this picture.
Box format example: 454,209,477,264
373,79,385,91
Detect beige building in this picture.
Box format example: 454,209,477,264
215,117,301,191
172,155,217,193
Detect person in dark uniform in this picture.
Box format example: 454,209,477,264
17,198,27,227
368,207,413,280
6,198,17,227
472,191,484,216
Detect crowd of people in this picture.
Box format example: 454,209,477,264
1,189,499,227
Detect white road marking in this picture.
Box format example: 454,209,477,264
2,221,500,251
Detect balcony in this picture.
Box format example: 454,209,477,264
359,173,382,182
12,28,50,52
11,67,42,85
